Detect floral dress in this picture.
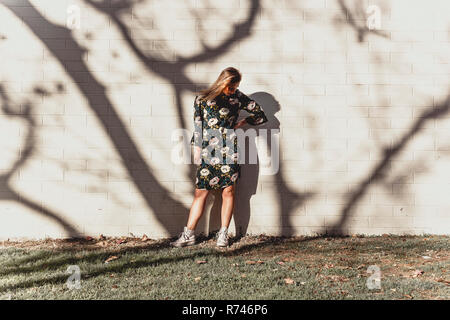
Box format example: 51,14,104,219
190,88,268,190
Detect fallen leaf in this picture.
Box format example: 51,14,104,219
112,285,118,289
116,239,127,244
357,265,365,270
246,260,256,265
421,256,432,260
104,255,119,264
241,274,246,278
85,236,93,241
196,260,207,264
436,279,450,285
284,278,295,285
194,277,201,282
404,294,413,299
300,281,306,285
97,241,108,247
141,234,149,242
277,261,285,265
256,260,264,264
412,269,424,277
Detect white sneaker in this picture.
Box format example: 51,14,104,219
171,227,196,248
216,229,229,247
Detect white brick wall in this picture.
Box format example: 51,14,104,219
0,0,448,239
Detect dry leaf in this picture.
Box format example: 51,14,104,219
116,239,127,244
104,255,119,263
277,261,285,265
141,234,149,242
85,236,93,241
412,269,424,277
112,285,118,289
97,241,108,247
436,279,450,285
246,260,256,265
241,274,247,278
256,260,264,264
284,278,295,285
194,277,201,282
196,260,207,264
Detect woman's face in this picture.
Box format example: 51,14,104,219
223,82,240,95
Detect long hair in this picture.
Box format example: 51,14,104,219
197,67,242,102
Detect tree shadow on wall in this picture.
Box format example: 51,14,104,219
3,0,307,238
327,93,450,235
0,0,311,239
328,0,450,235
0,85,81,237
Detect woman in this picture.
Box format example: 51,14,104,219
171,67,268,248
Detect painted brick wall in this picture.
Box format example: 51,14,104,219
0,0,448,239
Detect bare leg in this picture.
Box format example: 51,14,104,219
220,185,235,228
186,188,210,230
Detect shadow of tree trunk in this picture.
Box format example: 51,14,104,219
2,1,190,235
1,0,270,236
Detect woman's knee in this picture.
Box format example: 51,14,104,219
194,188,209,199
222,185,235,198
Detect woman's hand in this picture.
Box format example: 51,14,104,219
233,119,247,130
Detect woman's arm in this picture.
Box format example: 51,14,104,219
190,95,203,147
237,89,268,126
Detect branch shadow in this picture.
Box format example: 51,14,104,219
0,85,81,237
329,0,450,234
328,94,450,234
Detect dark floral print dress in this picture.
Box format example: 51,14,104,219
190,89,268,190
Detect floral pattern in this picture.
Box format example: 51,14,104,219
190,89,268,190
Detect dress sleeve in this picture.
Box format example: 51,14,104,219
190,95,203,147
237,90,268,126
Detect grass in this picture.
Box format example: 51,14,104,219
0,234,448,300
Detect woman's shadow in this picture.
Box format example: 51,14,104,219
207,92,281,240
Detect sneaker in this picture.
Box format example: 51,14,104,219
216,229,229,247
171,227,196,248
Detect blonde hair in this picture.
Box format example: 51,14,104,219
197,67,242,102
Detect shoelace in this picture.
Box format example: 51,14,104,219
218,231,228,240
176,232,190,242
